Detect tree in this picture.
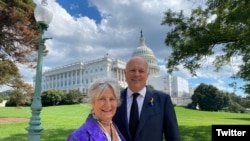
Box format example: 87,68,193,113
0,0,48,87
226,101,245,113
41,89,65,106
0,60,34,107
191,83,229,111
161,0,250,94
5,89,30,107
242,96,250,108
64,89,83,104
0,59,19,85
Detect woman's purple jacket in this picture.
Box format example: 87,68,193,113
66,114,126,141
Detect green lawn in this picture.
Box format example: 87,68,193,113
0,105,249,141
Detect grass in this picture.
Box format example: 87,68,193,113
176,107,250,141
0,105,249,141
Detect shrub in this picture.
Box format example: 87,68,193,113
63,89,83,105
41,89,65,106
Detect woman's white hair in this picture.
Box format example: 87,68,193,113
88,77,121,107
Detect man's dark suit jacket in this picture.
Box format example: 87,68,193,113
113,87,181,141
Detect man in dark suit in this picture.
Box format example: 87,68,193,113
113,56,181,141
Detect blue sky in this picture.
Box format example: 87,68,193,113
0,0,246,96
56,0,101,23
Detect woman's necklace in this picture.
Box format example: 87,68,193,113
92,114,117,141
98,120,113,141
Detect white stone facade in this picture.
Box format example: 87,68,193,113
147,75,189,97
41,57,127,93
171,76,190,97
0,100,7,107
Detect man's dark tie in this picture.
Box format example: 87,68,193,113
129,93,139,141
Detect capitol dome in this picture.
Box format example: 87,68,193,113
131,31,160,77
132,39,154,57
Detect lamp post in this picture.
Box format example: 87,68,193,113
26,0,53,141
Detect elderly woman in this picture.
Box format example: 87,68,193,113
67,78,126,141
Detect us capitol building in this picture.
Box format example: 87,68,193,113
39,32,191,105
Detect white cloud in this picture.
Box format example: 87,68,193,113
0,0,244,96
